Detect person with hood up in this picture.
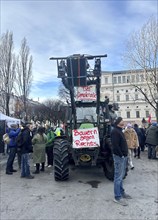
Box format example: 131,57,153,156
145,122,158,159
124,123,139,169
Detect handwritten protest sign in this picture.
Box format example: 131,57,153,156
72,127,100,148
76,86,96,101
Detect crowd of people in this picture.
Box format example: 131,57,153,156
4,122,63,178
3,117,158,208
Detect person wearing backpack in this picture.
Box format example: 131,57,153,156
6,124,21,175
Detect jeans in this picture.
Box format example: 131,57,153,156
6,147,17,172
113,154,127,200
21,153,30,177
128,149,134,168
147,144,156,159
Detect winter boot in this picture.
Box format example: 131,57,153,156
40,163,45,172
33,163,40,174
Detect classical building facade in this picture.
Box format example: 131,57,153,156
101,69,156,124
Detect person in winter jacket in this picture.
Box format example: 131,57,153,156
111,117,131,206
6,124,21,175
145,122,158,159
32,127,47,173
45,124,55,167
20,122,34,179
133,124,142,158
139,125,146,151
124,123,139,169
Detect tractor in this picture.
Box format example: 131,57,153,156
50,54,119,181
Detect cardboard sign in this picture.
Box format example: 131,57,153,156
72,127,100,148
76,86,96,101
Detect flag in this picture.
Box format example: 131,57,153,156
147,114,151,123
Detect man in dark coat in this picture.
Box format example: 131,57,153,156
6,124,21,175
20,122,34,179
111,117,131,206
145,122,158,159
133,124,142,158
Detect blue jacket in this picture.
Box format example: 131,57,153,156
8,128,21,148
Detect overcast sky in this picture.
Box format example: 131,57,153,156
1,0,157,102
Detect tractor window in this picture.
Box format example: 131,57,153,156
76,107,97,122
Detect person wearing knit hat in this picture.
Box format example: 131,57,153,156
114,117,123,126
111,117,131,206
126,123,132,128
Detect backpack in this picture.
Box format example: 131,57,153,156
16,131,23,148
3,133,10,145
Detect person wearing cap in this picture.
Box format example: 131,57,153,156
124,123,139,169
145,122,158,159
111,117,132,206
6,124,21,175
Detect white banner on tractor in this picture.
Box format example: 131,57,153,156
72,127,100,148
76,86,96,101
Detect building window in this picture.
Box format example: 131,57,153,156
135,89,137,92
118,76,121,83
127,75,130,83
116,95,120,101
131,75,135,83
126,90,128,92
113,77,117,84
127,111,130,118
136,111,140,118
146,111,149,117
140,74,144,82
104,77,108,84
135,94,138,100
122,76,126,83
136,74,139,82
117,90,119,93
126,95,129,101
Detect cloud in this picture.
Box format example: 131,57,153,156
1,0,157,101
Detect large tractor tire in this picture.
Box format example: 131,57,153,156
103,156,128,181
103,156,114,181
53,139,69,181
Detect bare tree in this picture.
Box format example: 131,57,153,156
58,82,71,104
43,99,65,124
15,38,33,120
0,31,16,115
124,16,158,121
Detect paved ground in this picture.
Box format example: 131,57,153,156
0,150,158,220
